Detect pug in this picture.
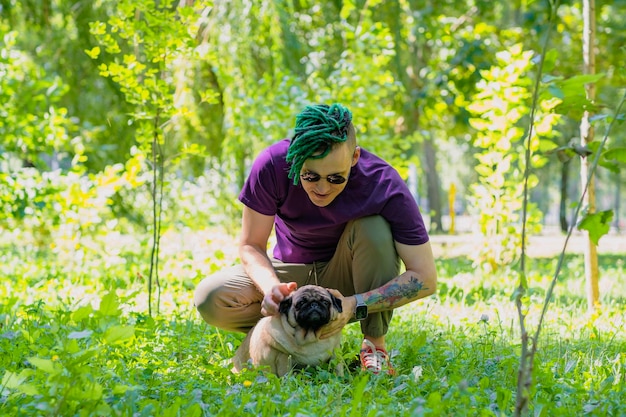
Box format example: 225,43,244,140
232,284,343,377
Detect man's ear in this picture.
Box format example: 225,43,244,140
351,146,361,167
278,297,293,315
328,291,343,313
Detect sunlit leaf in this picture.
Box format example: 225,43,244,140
1,370,29,392
103,325,135,344
27,357,61,375
548,84,564,100
68,381,104,400
599,159,620,173
578,210,614,245
340,0,356,20
603,147,626,164
98,291,120,317
17,384,40,396
84,46,101,59
558,73,605,93
71,305,94,322
68,347,99,367
113,384,136,394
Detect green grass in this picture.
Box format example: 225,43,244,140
1,235,625,416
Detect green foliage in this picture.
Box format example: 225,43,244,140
2,1,626,415
0,157,238,258
542,73,606,119
3,0,624,246
578,210,614,246
541,74,626,246
1,0,139,172
0,26,75,167
467,44,559,271
0,157,147,250
2,241,626,416
89,0,208,158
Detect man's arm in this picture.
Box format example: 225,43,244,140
239,206,278,293
362,241,437,313
321,240,437,338
239,206,296,315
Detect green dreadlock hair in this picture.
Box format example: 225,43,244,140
286,103,353,185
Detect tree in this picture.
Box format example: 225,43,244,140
580,0,599,311
89,0,224,315
467,44,561,271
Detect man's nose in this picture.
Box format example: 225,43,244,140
314,180,331,193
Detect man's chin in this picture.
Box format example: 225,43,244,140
311,198,335,207
308,193,335,207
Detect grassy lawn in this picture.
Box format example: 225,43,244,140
1,231,625,416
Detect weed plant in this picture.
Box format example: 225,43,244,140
1,232,625,416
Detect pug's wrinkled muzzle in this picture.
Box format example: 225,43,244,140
296,303,330,330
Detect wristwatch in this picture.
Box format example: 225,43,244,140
354,294,368,321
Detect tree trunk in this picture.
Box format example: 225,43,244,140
559,160,570,232
422,137,443,233
581,0,600,311
614,172,621,232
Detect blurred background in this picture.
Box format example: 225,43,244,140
1,0,624,277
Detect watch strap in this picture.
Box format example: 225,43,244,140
355,293,365,306
354,293,368,320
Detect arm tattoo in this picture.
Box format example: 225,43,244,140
366,275,426,309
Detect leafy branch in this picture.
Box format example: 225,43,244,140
88,0,202,316
515,0,560,413
148,106,164,317
517,90,625,416
516,0,626,413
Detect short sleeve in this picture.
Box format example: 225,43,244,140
239,146,282,216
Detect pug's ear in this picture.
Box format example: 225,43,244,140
328,291,343,313
278,297,293,315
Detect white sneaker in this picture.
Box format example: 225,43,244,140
359,339,395,375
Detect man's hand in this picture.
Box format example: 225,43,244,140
261,282,297,316
319,289,356,339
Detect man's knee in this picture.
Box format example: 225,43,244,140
351,216,395,254
352,215,392,238
193,269,264,333
193,277,222,325
348,216,400,283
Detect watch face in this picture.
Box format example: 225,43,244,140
355,305,368,320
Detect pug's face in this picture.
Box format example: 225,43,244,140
278,285,343,331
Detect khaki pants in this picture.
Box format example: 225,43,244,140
193,215,400,338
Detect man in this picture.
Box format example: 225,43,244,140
194,103,437,374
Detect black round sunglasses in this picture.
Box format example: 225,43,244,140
299,172,347,185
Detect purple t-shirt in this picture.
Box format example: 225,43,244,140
239,139,429,263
